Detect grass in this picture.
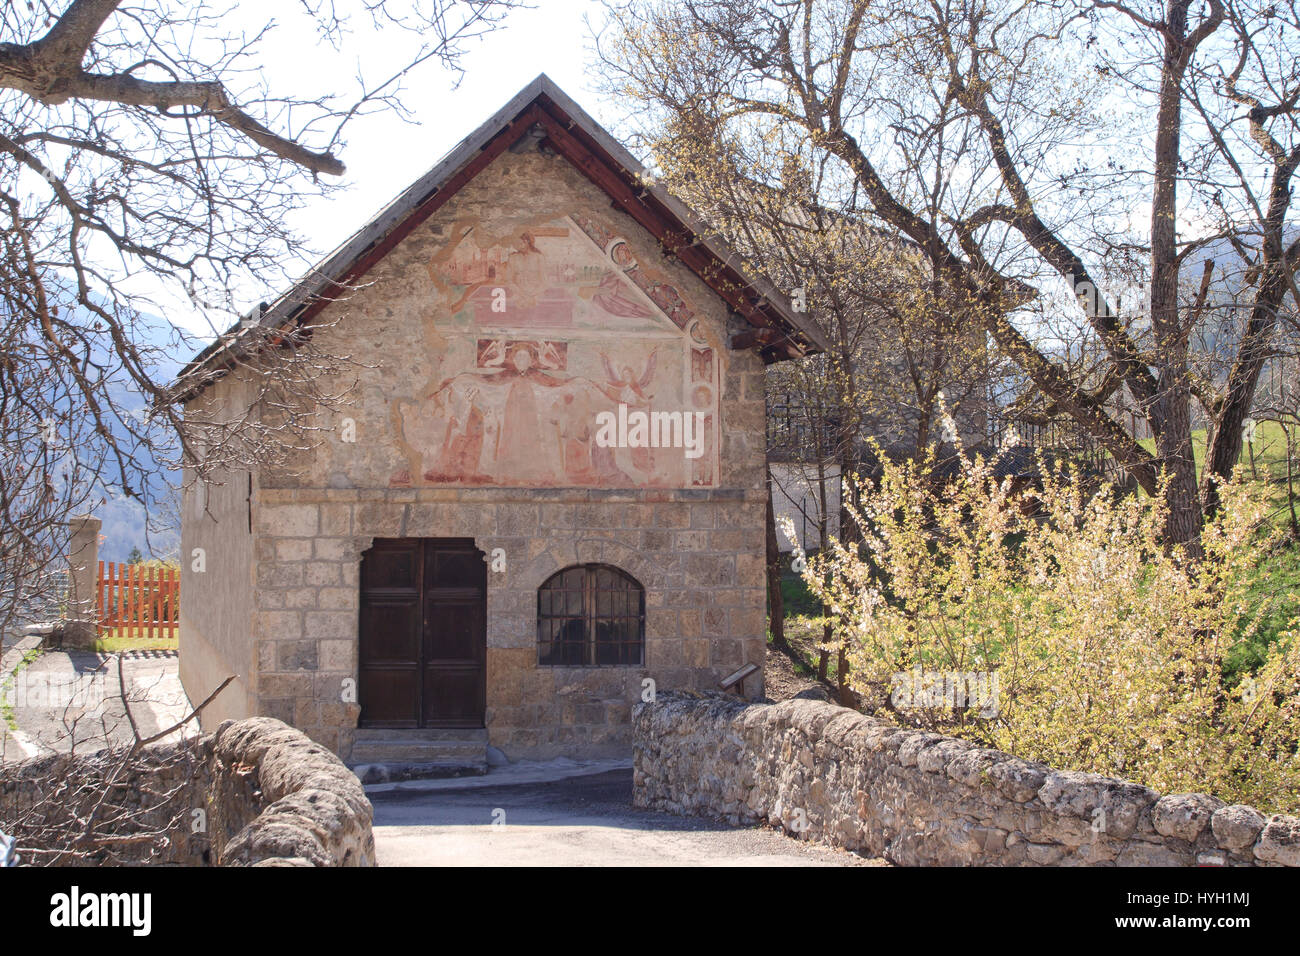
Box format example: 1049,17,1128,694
771,574,849,683
1,647,45,732
1136,419,1297,523
92,633,178,653
1227,537,1300,682
1136,417,1289,471
779,569,823,616
1165,420,1300,676
770,553,848,681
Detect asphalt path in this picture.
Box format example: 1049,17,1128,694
371,767,885,866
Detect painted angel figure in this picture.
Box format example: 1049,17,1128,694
592,271,653,318
479,339,507,368
536,340,565,370
599,348,658,405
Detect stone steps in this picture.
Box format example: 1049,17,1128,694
348,728,488,783
352,728,489,743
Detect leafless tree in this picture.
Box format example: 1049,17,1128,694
0,0,520,630
638,111,993,675
596,0,1300,551
1,652,233,866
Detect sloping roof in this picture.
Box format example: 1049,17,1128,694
175,74,830,401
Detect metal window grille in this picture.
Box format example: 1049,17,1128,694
537,564,645,666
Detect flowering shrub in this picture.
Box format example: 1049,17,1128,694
785,446,1300,812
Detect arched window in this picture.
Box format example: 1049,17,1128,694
537,564,645,666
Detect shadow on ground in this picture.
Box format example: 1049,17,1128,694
369,768,885,866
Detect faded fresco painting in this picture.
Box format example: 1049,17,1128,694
390,214,721,488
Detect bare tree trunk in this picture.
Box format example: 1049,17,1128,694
1146,0,1219,553
830,333,859,699
815,456,831,682
915,403,933,460
1202,203,1296,515
836,645,850,706
764,467,787,652
1150,378,1203,549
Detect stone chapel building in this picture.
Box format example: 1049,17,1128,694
174,75,828,771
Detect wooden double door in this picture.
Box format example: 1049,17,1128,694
358,538,486,729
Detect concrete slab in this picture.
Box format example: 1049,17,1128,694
364,755,632,795
1,649,195,760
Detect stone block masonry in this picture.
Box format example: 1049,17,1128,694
632,692,1300,867
251,487,767,762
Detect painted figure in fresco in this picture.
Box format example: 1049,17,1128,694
599,349,658,405
401,214,720,488
493,345,561,482
419,340,675,487
591,271,654,319
594,349,660,484
424,343,564,483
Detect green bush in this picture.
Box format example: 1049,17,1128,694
786,447,1300,813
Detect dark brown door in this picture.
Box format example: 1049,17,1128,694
358,538,486,729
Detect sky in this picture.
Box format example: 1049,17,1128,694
60,0,627,560
163,0,622,340
289,0,612,246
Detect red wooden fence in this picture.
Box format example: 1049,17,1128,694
96,562,179,638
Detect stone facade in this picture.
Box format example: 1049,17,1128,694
249,485,766,760
633,692,1300,867
178,84,791,764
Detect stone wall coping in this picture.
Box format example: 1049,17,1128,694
212,717,375,866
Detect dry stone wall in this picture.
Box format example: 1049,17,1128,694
0,717,374,866
633,692,1300,867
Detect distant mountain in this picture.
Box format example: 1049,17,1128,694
1182,229,1300,373
52,289,187,563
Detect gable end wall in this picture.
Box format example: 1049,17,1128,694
186,146,769,761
